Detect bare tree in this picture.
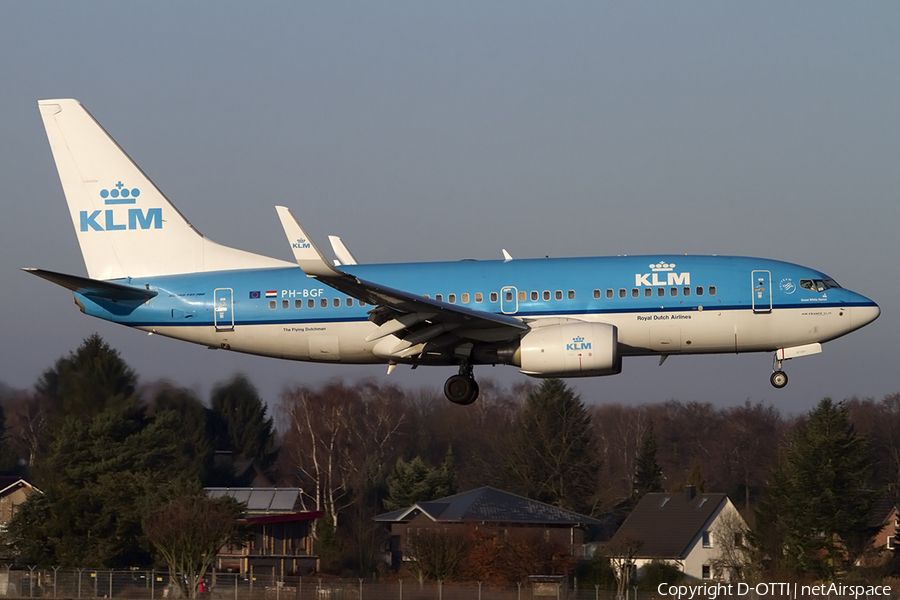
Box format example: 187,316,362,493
606,535,643,600
710,507,752,580
143,494,245,599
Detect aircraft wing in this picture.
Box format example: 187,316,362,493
275,207,527,357
23,268,158,302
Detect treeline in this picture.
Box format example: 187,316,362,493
0,334,898,581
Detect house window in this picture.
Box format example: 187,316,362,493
888,536,896,550
734,532,744,547
702,565,711,579
702,531,711,547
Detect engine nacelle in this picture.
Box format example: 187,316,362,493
505,319,621,377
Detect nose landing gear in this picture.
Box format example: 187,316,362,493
444,364,479,405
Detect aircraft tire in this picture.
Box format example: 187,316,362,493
770,371,788,389
444,374,479,405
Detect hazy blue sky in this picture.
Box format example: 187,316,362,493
2,2,898,415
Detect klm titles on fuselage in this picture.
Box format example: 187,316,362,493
635,262,690,287
79,182,162,232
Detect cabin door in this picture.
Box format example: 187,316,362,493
751,271,772,314
214,288,235,331
500,286,518,314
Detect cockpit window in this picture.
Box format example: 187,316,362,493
799,278,841,293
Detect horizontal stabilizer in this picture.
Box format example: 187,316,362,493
23,268,158,302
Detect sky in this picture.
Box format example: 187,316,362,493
1,2,898,416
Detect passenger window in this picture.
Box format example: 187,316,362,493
632,288,639,298
448,293,456,304
359,299,366,306
462,293,469,304
282,299,289,309
475,292,483,303
593,289,601,299
568,290,575,300
519,291,527,302
320,298,328,308
619,289,626,298
684,287,691,297
531,291,539,301
308,298,315,308
424,294,430,298
696,286,704,296
492,292,499,303
436,294,443,302
333,298,340,308
295,299,303,309
269,300,276,310
346,298,353,307
658,288,665,297
543,291,551,301
645,288,652,298
555,290,562,300
606,289,613,299
709,286,717,296
671,287,677,297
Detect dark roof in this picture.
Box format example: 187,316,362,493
374,486,602,526
606,490,728,559
205,488,301,514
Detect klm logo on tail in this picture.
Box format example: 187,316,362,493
80,181,162,232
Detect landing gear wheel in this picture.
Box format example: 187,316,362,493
770,371,788,389
444,374,479,405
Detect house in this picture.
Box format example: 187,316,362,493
857,497,898,569
0,477,41,533
374,486,603,570
205,488,322,579
605,487,748,581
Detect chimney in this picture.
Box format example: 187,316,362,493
685,485,696,501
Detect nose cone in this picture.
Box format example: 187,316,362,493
850,301,880,331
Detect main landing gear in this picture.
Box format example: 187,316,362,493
770,353,788,389
444,364,479,405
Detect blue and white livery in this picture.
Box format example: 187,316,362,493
26,99,880,405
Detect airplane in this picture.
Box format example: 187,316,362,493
26,99,881,405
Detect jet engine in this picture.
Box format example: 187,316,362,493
498,319,621,377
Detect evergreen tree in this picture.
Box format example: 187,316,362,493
632,420,664,500
8,405,192,567
36,333,140,418
151,386,216,484
383,448,459,511
506,379,601,514
209,375,276,471
753,398,878,578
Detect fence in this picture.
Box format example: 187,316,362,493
0,570,897,600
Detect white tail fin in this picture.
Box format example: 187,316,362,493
38,99,290,280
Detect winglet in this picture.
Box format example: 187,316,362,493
502,249,513,262
275,206,342,277
328,235,359,266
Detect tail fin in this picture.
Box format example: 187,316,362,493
38,99,290,280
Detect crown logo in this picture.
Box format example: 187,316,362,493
650,262,675,272
100,181,141,205
572,336,585,343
